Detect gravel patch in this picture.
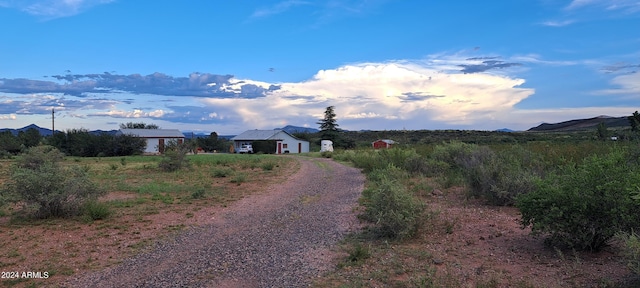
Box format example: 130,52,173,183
65,157,364,287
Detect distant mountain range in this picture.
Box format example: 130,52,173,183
527,115,630,132
275,125,319,134
0,124,63,136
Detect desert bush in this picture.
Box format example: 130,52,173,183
403,154,439,176
320,151,333,158
231,173,246,184
362,166,425,240
459,146,540,206
84,200,111,221
4,149,104,218
430,141,476,171
366,164,409,183
617,231,640,275
211,167,233,177
517,150,640,251
16,145,64,169
261,161,276,171
158,141,191,172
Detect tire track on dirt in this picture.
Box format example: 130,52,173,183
66,157,364,288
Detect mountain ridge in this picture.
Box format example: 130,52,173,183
527,115,630,132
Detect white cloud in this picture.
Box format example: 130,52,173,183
540,20,575,27
566,0,640,13
201,56,535,131
2,0,115,19
598,72,640,96
250,0,310,18
0,114,17,120
91,109,170,119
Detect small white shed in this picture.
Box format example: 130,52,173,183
320,140,334,152
117,129,185,154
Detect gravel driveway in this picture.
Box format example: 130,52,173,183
65,156,364,288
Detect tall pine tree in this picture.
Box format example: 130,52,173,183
318,106,339,143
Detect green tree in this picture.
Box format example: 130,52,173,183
317,106,342,145
0,131,21,154
596,122,609,140
119,122,159,129
318,106,339,133
197,132,222,152
629,111,640,132
18,128,42,148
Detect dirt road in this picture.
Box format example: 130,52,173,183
65,156,364,287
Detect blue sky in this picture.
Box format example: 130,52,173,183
0,0,638,134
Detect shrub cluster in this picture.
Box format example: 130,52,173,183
430,142,541,205
517,150,640,251
2,146,104,219
158,141,191,172
47,129,146,157
360,165,425,240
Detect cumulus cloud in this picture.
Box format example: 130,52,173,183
201,57,534,130
1,0,115,19
88,109,169,119
0,114,17,120
2,53,634,133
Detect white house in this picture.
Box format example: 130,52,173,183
117,129,185,154
231,130,309,154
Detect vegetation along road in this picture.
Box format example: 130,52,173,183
66,156,365,287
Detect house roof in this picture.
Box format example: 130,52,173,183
231,129,306,142
118,129,185,138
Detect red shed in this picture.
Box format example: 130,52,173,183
372,139,395,149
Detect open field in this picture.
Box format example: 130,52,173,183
1,136,639,287
0,153,297,287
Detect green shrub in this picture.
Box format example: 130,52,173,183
3,150,104,219
617,231,640,275
16,145,65,169
517,150,640,251
459,146,540,206
231,173,246,184
342,243,370,266
320,151,333,158
191,187,206,199
84,200,111,220
158,141,191,172
212,167,233,177
363,169,425,240
403,154,433,176
261,161,276,171
367,164,409,183
430,141,476,172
